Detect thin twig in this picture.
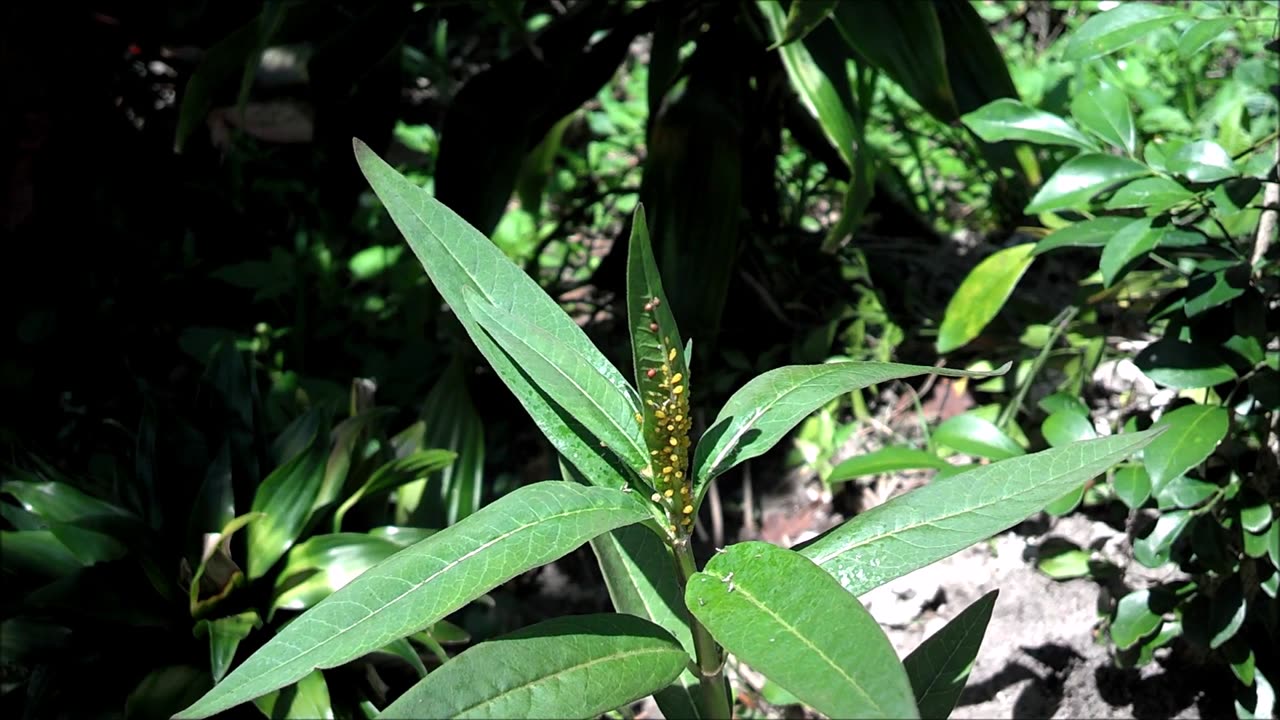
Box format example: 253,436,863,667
1252,141,1279,275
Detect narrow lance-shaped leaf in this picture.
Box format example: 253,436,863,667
827,447,948,484
936,243,1036,354
771,0,837,48
686,542,918,719
380,614,688,719
173,482,651,719
466,290,649,478
333,449,456,532
353,139,638,488
247,429,330,580
693,362,1009,504
903,590,998,720
626,206,695,531
798,428,1165,596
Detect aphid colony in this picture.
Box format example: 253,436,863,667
636,296,695,537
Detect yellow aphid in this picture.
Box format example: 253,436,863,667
655,410,666,420
675,414,684,422
670,453,679,463
680,485,689,494
664,488,674,498
682,505,694,514
675,471,684,479
671,373,683,384
669,437,678,446
635,413,643,423
669,524,677,534
667,424,675,432
663,466,673,475
673,385,684,395
668,348,677,362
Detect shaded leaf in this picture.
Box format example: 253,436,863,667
1111,590,1169,649
253,670,332,720
1177,17,1236,59
902,590,998,719
1112,465,1152,509
270,534,402,616
1143,404,1228,493
248,430,329,580
333,449,456,532
772,0,838,48
828,447,949,484
1135,339,1238,389
1070,84,1136,154
1032,216,1134,255
1134,509,1192,568
174,482,650,718
380,614,687,719
933,413,1025,461
1100,217,1161,287
193,612,262,683
1104,176,1195,214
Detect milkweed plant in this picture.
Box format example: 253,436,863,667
173,140,1165,720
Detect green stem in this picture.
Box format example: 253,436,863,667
673,541,732,719
997,305,1078,431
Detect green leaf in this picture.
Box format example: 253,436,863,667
190,512,263,615
960,99,1097,150
1111,589,1171,649
902,590,998,719
625,205,691,494
933,413,1025,461
1104,176,1195,214
334,450,456,532
0,479,132,523
1042,411,1097,448
1143,404,1228,494
799,429,1163,597
0,530,84,578
1167,140,1238,183
1241,503,1273,534
828,447,949,484
1184,265,1248,318
1112,465,1152,509
1038,392,1091,417
353,139,638,489
1025,153,1150,214
1134,509,1192,568
248,425,330,580
174,482,650,719
1177,17,1236,59
1037,545,1092,580
401,358,487,526
253,670,332,720
772,0,838,48
1155,475,1218,510
692,362,1007,502
1070,85,1136,154
1032,216,1134,256
830,0,957,121
760,1,857,168
465,289,648,480
686,542,918,719
1209,576,1246,649
270,534,402,616
1063,3,1184,61
1135,339,1238,389
590,524,702,719
380,614,687,719
936,243,1036,354
1100,217,1162,287
193,612,262,683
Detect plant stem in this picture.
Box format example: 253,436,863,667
673,541,732,719
997,305,1078,431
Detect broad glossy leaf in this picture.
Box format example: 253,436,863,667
0,479,132,523
1100,217,1161,287
799,429,1163,596
960,99,1096,150
830,0,957,121
692,362,1007,502
1168,140,1238,183
686,542,918,719
902,590,997,719
1071,85,1136,154
1143,405,1228,492
1135,339,1237,389
1032,216,1133,255
1111,590,1167,649
254,670,332,720
271,534,402,616
590,524,702,718
937,243,1036,354
193,612,262,683
1038,392,1091,417
828,447,949,484
319,408,395,515
1025,154,1150,214
1104,176,1194,214
354,140,638,489
334,449,456,532
1063,3,1184,60
772,0,837,47
1241,503,1273,534
248,426,329,580
174,482,650,719
933,413,1025,460
1112,465,1152,509
1156,475,1218,510
381,614,686,719
1037,546,1092,579
1184,265,1248,318
1042,411,1097,448
1177,17,1235,59
467,292,647,477
1134,509,1192,568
